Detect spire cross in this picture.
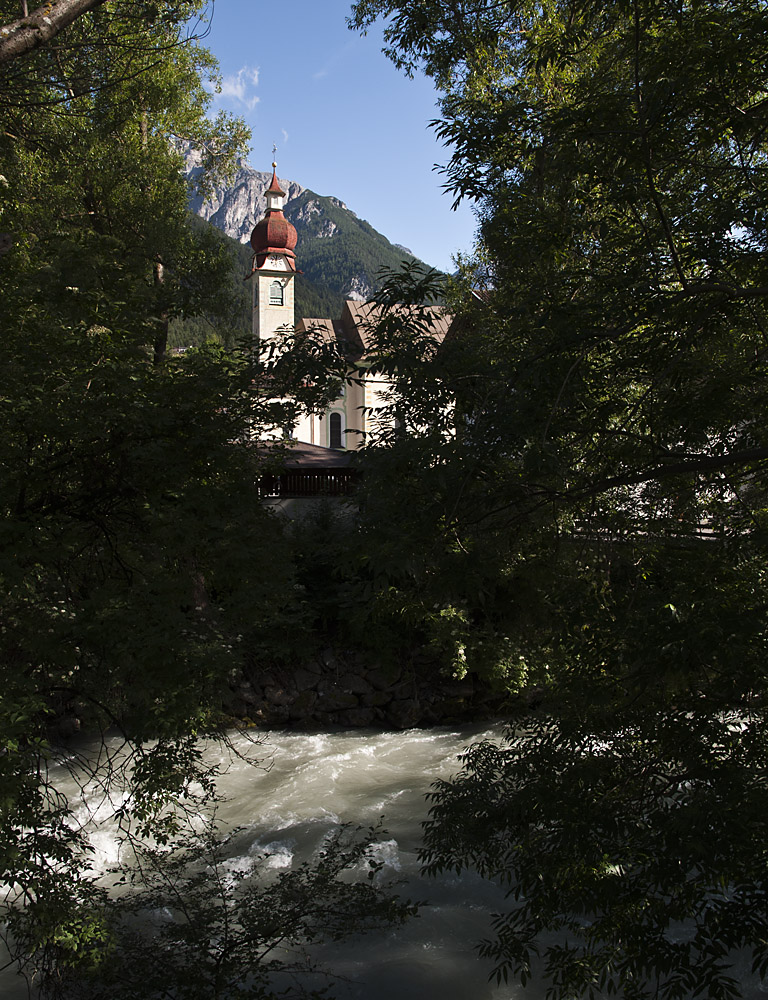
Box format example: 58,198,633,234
272,142,277,161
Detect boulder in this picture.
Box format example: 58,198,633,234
289,690,318,719
386,699,421,730
320,691,360,712
361,690,392,709
264,685,293,708
367,666,402,691
441,677,475,697
301,657,323,675
292,668,319,692
432,697,468,720
236,682,258,706
337,707,376,727
340,673,373,696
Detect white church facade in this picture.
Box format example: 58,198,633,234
246,163,453,460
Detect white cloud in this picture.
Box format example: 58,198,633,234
217,66,260,111
281,129,289,144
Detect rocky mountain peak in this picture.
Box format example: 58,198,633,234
184,149,305,244
181,147,424,322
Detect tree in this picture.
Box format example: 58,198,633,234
0,3,354,991
16,815,417,1000
350,1,768,996
0,0,106,66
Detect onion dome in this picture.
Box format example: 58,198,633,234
250,163,298,262
250,212,298,254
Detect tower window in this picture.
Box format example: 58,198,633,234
269,280,284,306
329,412,342,449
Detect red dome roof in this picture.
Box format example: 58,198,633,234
250,210,298,254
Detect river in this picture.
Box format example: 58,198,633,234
5,722,765,1000
207,723,513,1000
3,722,521,1000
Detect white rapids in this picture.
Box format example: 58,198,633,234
2,723,520,1000
205,724,514,1000
5,723,766,999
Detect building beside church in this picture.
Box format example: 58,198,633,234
246,163,453,459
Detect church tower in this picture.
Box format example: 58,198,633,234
249,163,298,347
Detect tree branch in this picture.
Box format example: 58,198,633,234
0,0,106,67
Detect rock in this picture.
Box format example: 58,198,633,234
247,702,291,725
337,707,375,727
344,273,373,301
367,666,402,691
339,673,373,696
316,675,336,695
320,691,360,712
301,658,323,675
319,647,342,673
361,690,392,709
237,682,258,706
184,149,306,244
432,697,468,720
294,199,321,222
56,714,81,739
226,697,249,718
386,699,421,730
264,685,293,708
289,690,318,719
442,677,475,697
316,219,338,238
255,671,278,689
292,668,319,692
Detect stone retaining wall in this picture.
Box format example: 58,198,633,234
225,648,507,729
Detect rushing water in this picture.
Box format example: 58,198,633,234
206,723,514,1000
3,723,520,1000
6,723,765,1000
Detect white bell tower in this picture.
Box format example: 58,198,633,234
248,162,298,348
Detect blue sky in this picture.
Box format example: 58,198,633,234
199,0,478,272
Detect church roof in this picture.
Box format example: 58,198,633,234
297,301,454,360
296,317,364,359
251,212,298,254
259,441,356,469
267,164,285,196
249,162,297,262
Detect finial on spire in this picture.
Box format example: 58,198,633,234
272,142,277,167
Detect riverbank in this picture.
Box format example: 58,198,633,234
224,648,516,730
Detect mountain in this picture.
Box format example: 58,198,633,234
173,151,426,347
186,156,306,246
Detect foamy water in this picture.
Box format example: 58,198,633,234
2,724,519,1000
4,724,765,999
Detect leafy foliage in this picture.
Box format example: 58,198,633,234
0,1,365,990
423,712,768,1000
350,0,768,994
29,817,418,1000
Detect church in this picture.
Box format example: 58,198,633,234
246,163,454,467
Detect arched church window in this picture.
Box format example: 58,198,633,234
330,412,342,449
269,280,284,306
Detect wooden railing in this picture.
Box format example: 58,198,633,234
258,470,359,498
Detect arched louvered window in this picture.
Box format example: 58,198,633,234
269,280,284,306
329,411,342,449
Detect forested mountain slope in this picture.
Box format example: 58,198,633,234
173,151,426,346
